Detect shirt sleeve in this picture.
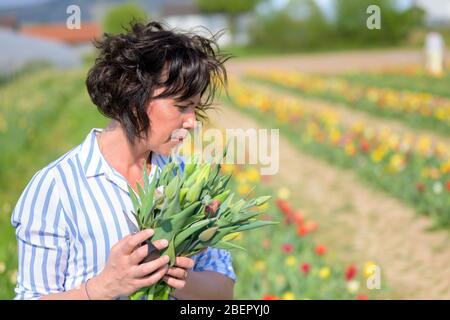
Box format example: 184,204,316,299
10,168,70,300
191,247,237,282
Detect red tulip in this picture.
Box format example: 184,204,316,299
293,211,304,225
282,243,294,254
359,139,370,153
356,294,369,300
345,265,357,281
446,180,450,192
276,199,304,225
297,224,309,237
315,244,326,256
300,263,311,274
262,295,279,300
276,198,294,215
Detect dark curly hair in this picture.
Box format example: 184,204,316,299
86,21,230,143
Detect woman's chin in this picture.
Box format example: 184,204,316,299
158,140,182,156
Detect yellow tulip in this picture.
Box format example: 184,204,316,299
238,183,251,196
285,256,297,267
319,267,331,279
282,292,295,300
277,187,291,200
255,260,266,272
363,261,377,278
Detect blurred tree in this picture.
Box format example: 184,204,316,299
195,0,261,44
103,2,148,35
334,0,425,46
248,0,330,52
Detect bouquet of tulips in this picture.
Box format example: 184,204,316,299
127,149,276,300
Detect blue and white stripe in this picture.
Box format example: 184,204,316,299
11,128,236,300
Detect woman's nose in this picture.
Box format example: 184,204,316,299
182,108,196,130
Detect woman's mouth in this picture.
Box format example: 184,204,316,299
169,128,188,143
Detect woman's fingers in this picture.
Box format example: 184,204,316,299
166,267,188,280
163,275,186,290
121,229,154,254
129,239,168,265
174,256,195,269
135,254,170,278
136,265,170,288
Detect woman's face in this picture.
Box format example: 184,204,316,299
145,87,199,156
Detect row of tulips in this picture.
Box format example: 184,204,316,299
224,80,450,226
176,126,382,299
226,164,382,299
246,70,450,136
339,65,450,101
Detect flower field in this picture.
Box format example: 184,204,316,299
247,70,450,136
2,55,449,299
0,66,381,300
339,65,450,98
227,165,380,300
225,78,450,226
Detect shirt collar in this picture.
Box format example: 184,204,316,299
79,128,170,182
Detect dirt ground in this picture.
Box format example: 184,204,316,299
208,49,450,299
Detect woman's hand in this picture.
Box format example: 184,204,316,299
163,256,195,290
88,229,170,299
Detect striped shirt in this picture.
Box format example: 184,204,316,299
11,128,236,300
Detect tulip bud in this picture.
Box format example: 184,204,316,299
199,226,219,242
154,186,165,208
205,199,221,217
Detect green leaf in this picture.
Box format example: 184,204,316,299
161,235,176,267
165,175,179,200
153,201,201,241
254,195,272,206
136,180,145,196
234,220,279,232
131,210,143,230
213,240,246,252
127,185,140,214
174,219,212,249
230,210,262,224
129,287,147,300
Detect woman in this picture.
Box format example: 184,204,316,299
11,21,235,300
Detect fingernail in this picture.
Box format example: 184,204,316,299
161,239,168,246
163,255,170,262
